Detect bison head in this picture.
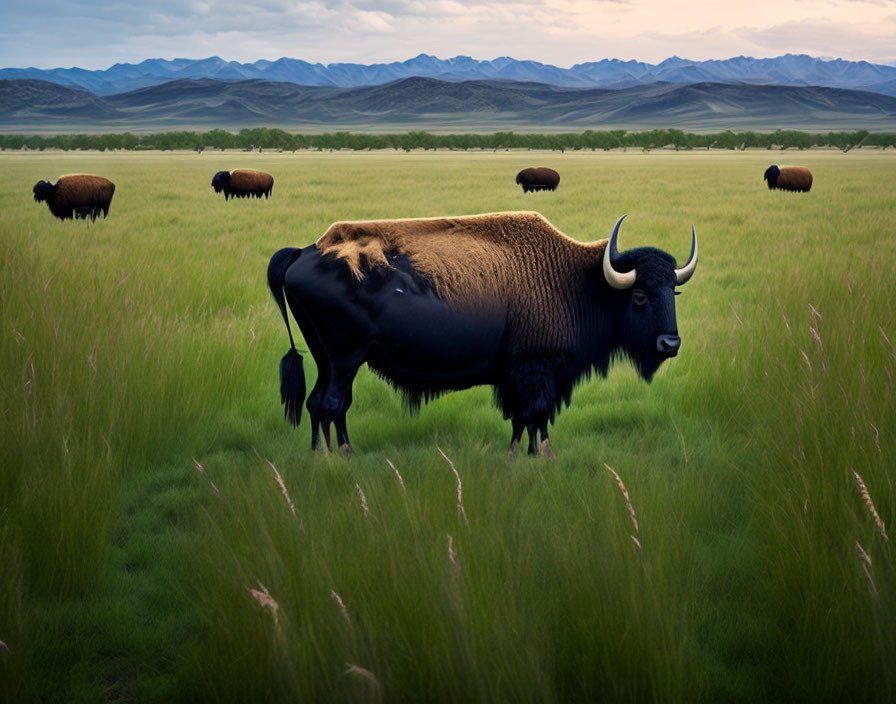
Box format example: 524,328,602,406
603,215,698,381
33,180,55,203
211,171,231,197
763,165,780,189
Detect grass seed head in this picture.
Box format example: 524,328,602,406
248,584,279,625
331,589,351,624
852,470,888,542
344,663,379,688
266,459,296,515
438,446,469,527
386,457,406,492
355,481,369,516
605,463,639,534
448,532,459,570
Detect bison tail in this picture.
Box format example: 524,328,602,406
279,347,305,428
268,247,306,427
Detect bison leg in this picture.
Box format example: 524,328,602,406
505,358,559,458
538,422,556,461
306,369,330,452
334,387,353,457
321,361,361,458
319,416,332,452
526,424,539,456
525,423,556,458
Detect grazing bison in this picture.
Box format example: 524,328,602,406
32,174,115,221
764,165,812,192
516,167,560,193
268,212,697,458
211,169,274,200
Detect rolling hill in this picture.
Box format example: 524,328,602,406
2,76,895,133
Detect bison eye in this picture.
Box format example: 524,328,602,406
633,289,648,307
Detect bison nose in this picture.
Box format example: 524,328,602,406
657,334,681,356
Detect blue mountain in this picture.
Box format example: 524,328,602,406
3,53,896,97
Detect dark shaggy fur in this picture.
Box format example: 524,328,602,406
32,174,115,221
516,167,560,193
211,169,274,200
269,212,697,457
764,165,812,192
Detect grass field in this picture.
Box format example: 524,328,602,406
1,148,894,703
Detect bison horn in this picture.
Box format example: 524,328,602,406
674,225,698,285
603,214,636,290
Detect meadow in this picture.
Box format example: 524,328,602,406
1,148,893,703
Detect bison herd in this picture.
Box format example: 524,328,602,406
31,168,277,221
31,164,814,222
29,158,815,457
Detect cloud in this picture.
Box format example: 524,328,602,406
740,16,896,63
1,0,895,69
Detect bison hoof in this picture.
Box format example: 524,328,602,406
339,443,353,459
509,439,521,456
540,438,557,461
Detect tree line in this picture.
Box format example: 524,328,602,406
1,128,893,152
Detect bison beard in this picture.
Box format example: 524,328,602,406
268,212,697,457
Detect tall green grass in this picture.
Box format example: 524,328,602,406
1,149,893,702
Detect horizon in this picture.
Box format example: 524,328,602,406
4,50,894,74
3,1,894,71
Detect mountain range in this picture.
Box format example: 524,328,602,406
4,54,896,97
3,76,895,133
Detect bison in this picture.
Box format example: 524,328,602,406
32,174,115,221
516,167,560,193
764,165,812,192
211,169,274,200
268,212,697,458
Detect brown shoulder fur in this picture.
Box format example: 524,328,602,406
57,174,115,206
230,169,274,193
778,166,812,191
533,167,559,184
316,212,608,350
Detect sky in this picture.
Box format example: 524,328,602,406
2,0,895,70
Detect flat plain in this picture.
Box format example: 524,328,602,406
2,148,894,702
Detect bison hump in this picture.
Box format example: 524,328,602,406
315,212,606,313
316,212,556,277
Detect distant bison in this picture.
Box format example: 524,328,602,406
32,174,115,221
516,167,560,193
211,169,274,200
764,165,812,192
